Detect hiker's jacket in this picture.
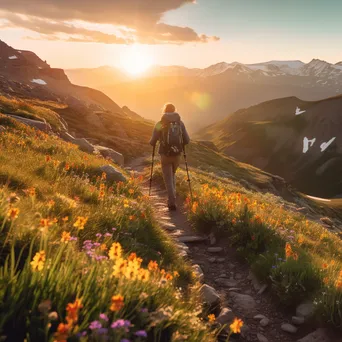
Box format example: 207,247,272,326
149,112,190,155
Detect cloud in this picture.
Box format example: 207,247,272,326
0,0,219,44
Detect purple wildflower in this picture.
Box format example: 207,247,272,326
93,242,101,247
111,319,131,329
120,340,130,342
99,313,109,321
83,240,92,244
77,331,87,337
140,308,148,313
112,227,117,231
97,328,108,335
70,236,78,241
96,233,102,238
89,321,102,330
135,330,147,338
104,233,112,237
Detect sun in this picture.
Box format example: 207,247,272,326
121,45,154,76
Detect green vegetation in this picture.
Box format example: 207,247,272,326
151,146,342,330
0,116,216,341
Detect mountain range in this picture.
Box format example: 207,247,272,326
0,39,153,160
66,59,342,132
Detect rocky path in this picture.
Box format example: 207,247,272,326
129,158,337,342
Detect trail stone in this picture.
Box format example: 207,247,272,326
215,278,238,287
229,292,256,316
257,284,268,295
209,257,216,263
200,284,220,306
260,318,270,327
99,165,126,182
160,222,177,231
207,247,223,253
297,328,331,342
217,258,226,263
254,314,267,320
216,307,234,325
209,232,217,245
257,333,269,342
240,324,250,338
178,236,207,243
281,323,297,334
320,217,334,226
292,316,305,325
192,264,204,282
296,301,314,319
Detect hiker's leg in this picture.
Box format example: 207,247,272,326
171,155,181,199
161,155,176,206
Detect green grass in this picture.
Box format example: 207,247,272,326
0,116,216,342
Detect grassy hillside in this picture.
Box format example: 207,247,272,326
0,116,217,341
149,148,342,330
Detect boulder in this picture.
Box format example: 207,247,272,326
260,318,270,327
192,264,204,282
215,278,239,288
229,292,256,316
99,165,126,183
95,145,124,166
207,247,223,253
296,301,315,320
320,217,334,227
216,307,234,325
200,284,220,306
60,131,95,154
292,316,305,325
297,329,331,342
257,333,269,342
6,114,52,132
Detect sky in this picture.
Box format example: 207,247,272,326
0,0,341,69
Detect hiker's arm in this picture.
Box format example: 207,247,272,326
181,122,190,145
149,122,161,146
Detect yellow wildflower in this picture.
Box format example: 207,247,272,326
230,318,244,334
73,216,88,230
109,242,122,260
208,314,215,323
31,251,46,271
7,207,19,220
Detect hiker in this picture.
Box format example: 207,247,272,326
149,103,190,211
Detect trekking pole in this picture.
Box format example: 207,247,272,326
149,145,156,196
182,145,193,202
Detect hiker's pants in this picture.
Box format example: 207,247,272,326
161,155,181,206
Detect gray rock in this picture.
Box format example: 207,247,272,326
6,114,52,132
60,131,96,153
297,328,331,342
200,284,220,306
178,236,207,243
216,307,234,325
257,333,269,342
192,264,204,282
209,232,217,245
260,318,270,327
296,301,314,319
281,323,297,334
254,314,267,320
95,145,124,166
235,273,243,280
207,247,223,253
209,257,216,263
217,258,226,263
240,324,250,338
99,165,126,183
292,316,305,325
215,278,239,287
229,292,256,316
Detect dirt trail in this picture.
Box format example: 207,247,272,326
129,158,324,342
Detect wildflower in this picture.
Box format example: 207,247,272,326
297,235,304,245
65,164,70,171
173,271,180,277
109,242,122,260
31,251,46,271
148,260,158,271
165,273,173,281
104,232,112,237
61,231,71,243
48,311,58,321
100,243,107,251
89,321,102,330
45,155,51,162
208,314,215,323
110,295,124,312
99,313,109,322
128,253,142,264
322,263,328,269
285,242,298,261
138,268,150,282
129,215,135,221
62,216,69,223
7,207,19,220
40,218,53,229
191,201,198,213
128,189,134,195
111,319,131,330
73,216,88,230
54,323,70,341
96,233,102,238
323,277,329,285
231,218,237,225
98,190,105,200
66,299,83,325
230,318,244,334
47,200,55,208
135,330,147,338
335,270,342,289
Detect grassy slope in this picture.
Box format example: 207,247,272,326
160,146,342,329
0,114,215,341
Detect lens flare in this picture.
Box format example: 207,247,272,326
190,92,212,110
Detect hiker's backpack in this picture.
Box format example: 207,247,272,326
160,120,183,156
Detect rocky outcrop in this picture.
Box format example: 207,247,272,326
60,131,95,154
99,165,126,183
94,145,124,166
5,114,52,132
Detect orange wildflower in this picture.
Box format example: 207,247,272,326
7,207,19,220
66,299,83,325
54,323,70,341
110,295,124,312
73,216,88,230
148,260,158,271
61,231,71,243
230,318,244,334
45,155,51,162
208,314,215,323
40,218,53,228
